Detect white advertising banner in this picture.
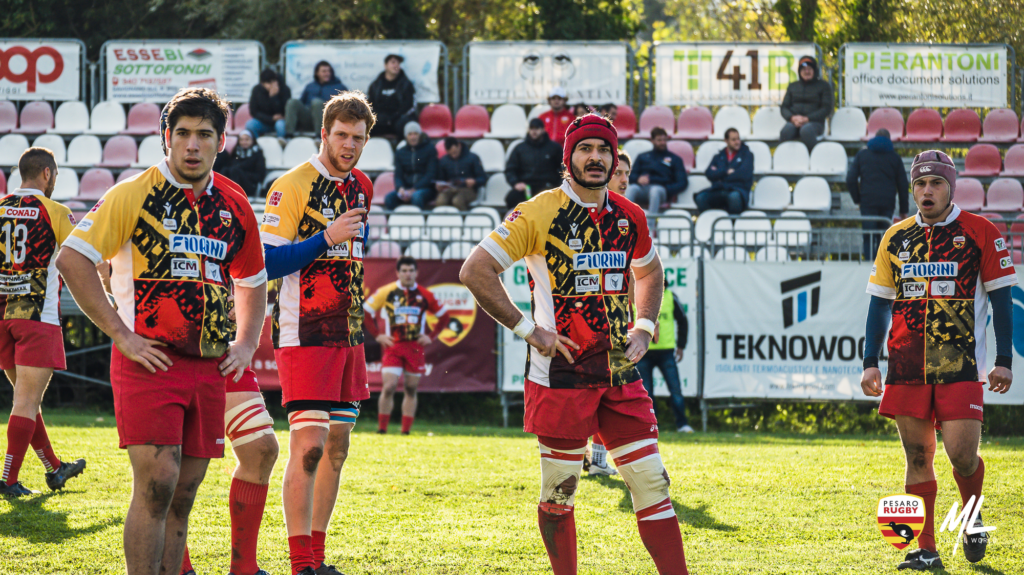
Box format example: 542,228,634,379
655,43,816,106
283,42,442,104
469,42,627,105
0,39,81,100
844,43,1008,108
106,41,261,103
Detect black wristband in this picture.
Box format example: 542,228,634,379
863,356,879,369
995,355,1012,369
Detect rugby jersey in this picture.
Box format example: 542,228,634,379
260,155,373,348
0,189,76,325
63,160,267,358
364,282,449,341
479,181,657,389
867,205,1017,385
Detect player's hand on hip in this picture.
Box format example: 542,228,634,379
525,326,579,364
219,340,257,382
326,208,366,245
115,332,172,374
675,348,684,362
987,366,1013,394
625,328,652,364
376,334,395,347
860,367,883,397
417,334,431,347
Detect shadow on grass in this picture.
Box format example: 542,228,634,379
588,475,737,532
969,565,1008,575
0,492,121,543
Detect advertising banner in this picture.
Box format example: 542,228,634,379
843,43,1008,107
105,41,262,103
468,42,627,105
283,42,442,104
655,43,816,106
0,39,81,100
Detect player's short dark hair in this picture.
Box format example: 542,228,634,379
165,87,230,138
260,68,278,84
18,147,56,181
443,136,461,151
396,256,417,271
600,103,617,112
618,150,632,169
650,126,668,139
724,127,740,140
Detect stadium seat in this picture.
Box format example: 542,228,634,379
985,178,1024,211
674,175,709,209
1014,249,1024,264
469,139,505,172
486,104,528,139
960,144,1002,176
636,106,674,139
224,135,237,155
655,213,692,246
49,101,89,135
751,107,787,140
504,138,524,162
96,135,138,168
623,139,653,161
746,141,771,174
284,137,318,168
673,107,713,140
50,169,79,201
385,213,425,241
713,246,749,260
750,177,790,210
903,108,943,142
666,140,694,172
405,240,442,259
482,173,510,207
451,105,490,139
527,105,550,121
13,102,53,134
462,214,494,242
980,212,1009,234
675,245,710,259
77,168,116,199
469,206,503,228
694,209,732,244
955,178,986,211
808,142,848,175
755,246,790,261
790,177,831,211
712,106,751,138
0,102,16,134
615,105,637,139
653,244,673,259
979,109,1020,142
942,108,982,143
0,134,29,167
432,206,460,214
1002,145,1024,176
733,211,772,246
694,141,726,171
442,241,476,260
0,169,5,193
863,108,904,141
367,241,403,258
66,135,103,167
117,168,144,183
419,104,453,139
772,141,810,174
827,107,867,141
134,136,164,168
88,101,127,135
774,211,811,246
5,169,20,192
257,137,285,169
393,205,422,213
121,103,161,135
373,172,395,202
425,213,464,242
31,134,67,165
366,214,387,240
229,104,252,136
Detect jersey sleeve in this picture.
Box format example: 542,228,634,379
478,202,540,271
424,288,447,315
62,185,141,265
49,202,76,246
866,230,898,299
364,283,391,316
230,201,268,288
260,177,306,247
630,209,656,268
981,221,1017,292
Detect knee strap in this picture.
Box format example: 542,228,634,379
330,405,359,426
538,441,587,507
225,398,275,447
610,439,675,520
288,409,330,431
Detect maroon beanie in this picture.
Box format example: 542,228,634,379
562,114,619,186
911,150,956,199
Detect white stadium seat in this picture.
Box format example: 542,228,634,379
51,169,79,200
470,206,503,228
654,244,673,259
358,139,395,172
749,176,791,210
504,138,524,162
66,135,103,167
393,205,421,213
713,106,752,138
31,134,67,165
694,209,733,245
751,106,786,140
442,241,476,260
656,212,692,245
134,135,164,168
675,245,710,259
623,138,653,161
0,134,29,166
827,107,868,141
772,141,810,174
463,214,494,242
732,210,772,246
673,175,709,209
257,137,284,169
385,213,425,241
283,137,318,168
405,240,442,259
790,177,832,211
694,141,726,172
713,246,749,261
50,101,90,134
482,173,511,207
528,105,550,121
808,142,848,175
432,206,460,214
746,141,772,174
470,139,506,172
425,213,464,241
486,104,528,139
755,246,791,261
6,169,20,192
774,211,812,246
87,101,127,135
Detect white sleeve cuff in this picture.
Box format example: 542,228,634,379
866,283,897,300
631,245,657,268
984,274,1018,292
233,269,268,288
61,236,104,265
479,239,514,271
260,231,292,247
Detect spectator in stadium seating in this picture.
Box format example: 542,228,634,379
626,126,688,224
435,137,488,212
214,129,266,197
368,54,417,139
636,278,693,433
504,118,563,210
246,68,290,141
285,61,346,136
779,56,833,150
573,103,591,118
386,121,436,210
600,103,619,123
609,150,631,195
697,128,754,215
847,128,909,259
539,86,574,146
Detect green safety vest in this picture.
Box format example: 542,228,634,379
633,288,676,350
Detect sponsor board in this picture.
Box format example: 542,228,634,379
0,40,82,100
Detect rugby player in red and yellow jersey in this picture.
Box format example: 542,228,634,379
0,148,86,498
259,92,373,575
461,114,689,575
364,256,451,435
57,88,269,575
861,151,1015,570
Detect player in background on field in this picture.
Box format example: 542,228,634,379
364,256,451,435
461,115,689,574
0,148,86,497
861,151,1014,571
260,92,374,575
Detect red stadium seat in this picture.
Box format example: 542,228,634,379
979,108,1020,142
366,213,387,240
666,140,695,172
13,102,54,134
903,109,942,142
941,109,981,143
373,172,395,203
116,168,144,183
674,106,713,140
636,106,674,139
77,168,115,199
980,212,1009,234
0,169,6,194
960,144,1002,176
955,178,985,212
96,135,139,168
0,102,16,134
1013,249,1024,264
225,135,238,155
615,105,636,140
863,108,903,141
435,139,446,159
120,103,161,135
419,104,453,139
229,104,252,135
1010,215,1024,251
450,105,489,139
367,241,403,258
1002,144,1024,176
985,178,1024,211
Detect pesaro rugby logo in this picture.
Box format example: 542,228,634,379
877,495,924,550
425,283,478,347
781,271,820,328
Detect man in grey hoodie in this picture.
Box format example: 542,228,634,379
779,56,833,150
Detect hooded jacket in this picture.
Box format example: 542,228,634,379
705,143,755,198
367,69,416,120
847,135,909,214
394,137,437,191
248,80,292,125
437,146,488,189
300,61,347,105
504,132,564,192
629,147,689,197
215,142,267,197
781,57,834,123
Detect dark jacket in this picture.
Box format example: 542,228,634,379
437,148,488,189
847,135,909,215
394,138,437,191
629,148,689,197
214,143,266,197
504,133,563,192
249,82,291,125
300,61,347,105
367,69,416,121
705,143,755,198
781,57,834,124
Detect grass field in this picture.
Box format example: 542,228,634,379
1,411,1021,575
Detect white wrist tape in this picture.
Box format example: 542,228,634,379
513,316,536,339
635,318,656,338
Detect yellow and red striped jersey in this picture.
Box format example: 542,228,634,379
364,281,449,341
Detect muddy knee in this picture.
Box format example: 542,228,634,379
302,446,323,474
903,442,932,470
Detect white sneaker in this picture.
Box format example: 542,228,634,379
588,461,618,476
678,425,695,433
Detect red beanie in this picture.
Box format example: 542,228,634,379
562,114,619,186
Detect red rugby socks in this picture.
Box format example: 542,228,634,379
312,530,327,566
179,547,193,574
906,480,938,552
31,413,61,472
288,535,314,575
377,413,390,433
953,457,985,514
230,478,269,575
537,502,577,575
401,416,414,434
637,516,689,575
3,415,36,485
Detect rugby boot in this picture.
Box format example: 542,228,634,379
45,458,86,491
897,548,944,570
0,481,39,497
963,512,989,563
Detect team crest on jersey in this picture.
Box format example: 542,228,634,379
506,210,522,223
425,283,478,347
618,218,629,235
268,191,283,206
954,236,965,249
219,210,232,227
68,213,76,225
